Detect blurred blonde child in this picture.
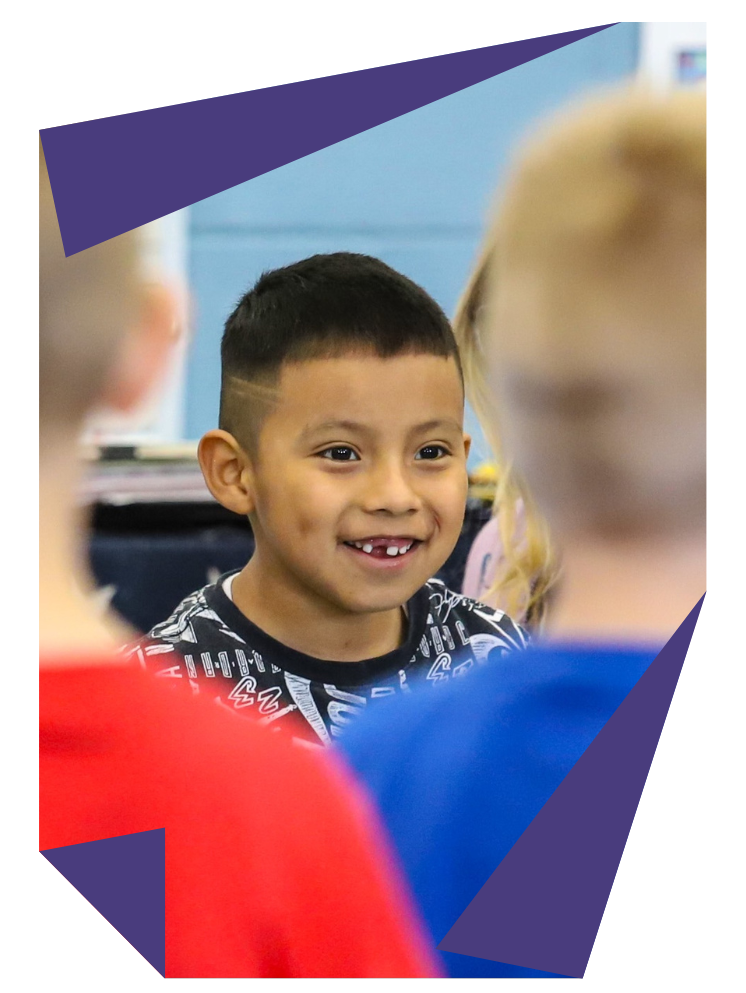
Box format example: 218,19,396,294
455,266,560,627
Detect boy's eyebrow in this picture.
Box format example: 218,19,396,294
300,418,463,439
408,419,464,436
300,420,373,438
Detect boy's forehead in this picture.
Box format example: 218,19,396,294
271,353,464,429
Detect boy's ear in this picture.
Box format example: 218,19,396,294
463,433,472,460
198,430,256,517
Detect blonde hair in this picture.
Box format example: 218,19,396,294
454,257,559,627
39,142,141,434
457,86,705,621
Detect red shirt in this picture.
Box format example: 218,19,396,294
40,658,439,978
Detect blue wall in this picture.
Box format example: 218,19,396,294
186,23,640,465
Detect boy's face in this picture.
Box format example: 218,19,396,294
246,353,470,615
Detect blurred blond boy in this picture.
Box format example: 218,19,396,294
340,88,706,979
39,145,437,979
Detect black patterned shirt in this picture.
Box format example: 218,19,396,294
125,572,529,746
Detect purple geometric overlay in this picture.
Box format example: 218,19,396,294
439,595,705,977
41,25,615,256
41,827,166,976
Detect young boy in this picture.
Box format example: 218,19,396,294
131,253,528,744
39,147,440,978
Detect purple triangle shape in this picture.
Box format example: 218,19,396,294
40,25,615,255
41,828,165,976
439,595,705,977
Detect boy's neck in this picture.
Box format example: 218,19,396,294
231,552,407,662
40,436,135,662
546,530,706,649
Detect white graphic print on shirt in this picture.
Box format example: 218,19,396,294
125,574,529,745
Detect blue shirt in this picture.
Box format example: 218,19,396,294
339,641,658,978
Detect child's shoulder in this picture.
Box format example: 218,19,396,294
130,572,239,650
422,578,530,648
422,576,511,621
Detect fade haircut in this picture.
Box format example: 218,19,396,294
219,252,462,448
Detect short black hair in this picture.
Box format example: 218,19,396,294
219,252,462,443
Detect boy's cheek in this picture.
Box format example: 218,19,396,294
438,471,469,513
297,459,347,487
283,464,346,506
428,488,469,542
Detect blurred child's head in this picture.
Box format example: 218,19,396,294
200,253,470,616
478,89,705,543
39,144,175,457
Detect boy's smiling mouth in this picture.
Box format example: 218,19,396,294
341,536,422,560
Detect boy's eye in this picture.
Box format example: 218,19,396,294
320,447,360,462
415,445,449,461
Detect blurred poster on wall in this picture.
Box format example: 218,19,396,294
677,48,707,86
638,22,706,89
82,209,190,448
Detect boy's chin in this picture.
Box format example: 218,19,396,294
331,584,422,616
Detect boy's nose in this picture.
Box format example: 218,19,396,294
360,462,421,516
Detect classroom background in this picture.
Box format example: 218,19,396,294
82,22,706,633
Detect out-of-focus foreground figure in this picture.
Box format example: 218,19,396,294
486,87,705,637
341,88,706,978
38,145,439,979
